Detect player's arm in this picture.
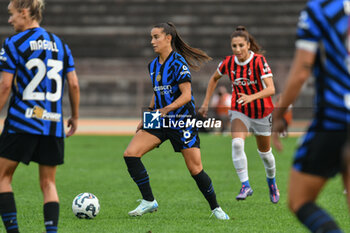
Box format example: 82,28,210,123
136,94,155,132
159,82,192,117
0,71,13,113
237,76,275,106
272,49,315,151
199,70,222,117
148,94,155,110
66,70,80,137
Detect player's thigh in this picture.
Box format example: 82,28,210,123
255,135,271,152
124,130,162,157
181,148,203,175
39,164,57,184
288,169,327,212
231,119,248,139
0,157,18,179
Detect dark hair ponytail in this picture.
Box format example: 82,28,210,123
153,22,212,71
231,26,263,54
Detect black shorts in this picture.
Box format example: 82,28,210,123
293,131,347,178
143,127,200,152
0,133,64,165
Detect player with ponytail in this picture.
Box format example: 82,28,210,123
123,22,229,220
200,26,280,204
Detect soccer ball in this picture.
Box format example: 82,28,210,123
72,192,100,219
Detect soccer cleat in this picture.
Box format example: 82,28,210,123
128,199,158,216
236,185,253,200
211,207,230,220
268,183,280,204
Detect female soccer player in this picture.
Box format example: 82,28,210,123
273,1,350,232
0,0,80,232
123,22,229,220
199,26,280,203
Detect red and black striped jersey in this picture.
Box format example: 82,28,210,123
217,51,274,119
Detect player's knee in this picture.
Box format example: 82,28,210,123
0,169,14,183
288,198,301,214
124,147,138,157
258,148,275,165
232,138,244,154
40,178,56,192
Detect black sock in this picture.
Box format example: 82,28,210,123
296,202,343,233
0,192,19,233
192,170,219,210
124,157,154,201
44,202,59,233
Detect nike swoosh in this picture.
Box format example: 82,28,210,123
150,72,155,75
184,140,192,144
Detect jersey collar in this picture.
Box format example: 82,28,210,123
234,51,254,66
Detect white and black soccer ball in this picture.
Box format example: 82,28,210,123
72,192,100,219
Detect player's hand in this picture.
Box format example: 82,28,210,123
237,93,254,106
66,117,78,137
271,115,287,152
158,107,170,118
136,121,143,133
198,105,209,118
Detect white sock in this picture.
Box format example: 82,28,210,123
258,148,276,178
232,138,248,182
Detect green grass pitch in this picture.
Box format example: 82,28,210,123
9,134,350,232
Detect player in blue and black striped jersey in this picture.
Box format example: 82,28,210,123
0,1,80,232
273,0,350,232
123,22,229,220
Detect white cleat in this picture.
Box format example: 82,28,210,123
128,199,158,216
211,207,230,220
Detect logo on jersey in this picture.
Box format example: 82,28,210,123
263,63,271,73
25,106,61,122
344,0,350,15
0,48,7,62
180,65,190,76
156,73,162,82
298,10,309,30
233,78,258,86
143,110,161,129
153,85,173,95
345,94,350,110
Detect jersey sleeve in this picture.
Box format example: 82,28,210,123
295,3,321,53
65,44,75,73
176,63,191,84
258,56,273,79
0,38,18,74
217,56,230,76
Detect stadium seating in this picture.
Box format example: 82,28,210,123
0,0,311,118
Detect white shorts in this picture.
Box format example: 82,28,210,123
228,110,272,136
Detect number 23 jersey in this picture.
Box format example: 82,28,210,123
0,27,75,137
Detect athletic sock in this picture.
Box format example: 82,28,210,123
232,138,249,182
192,170,219,210
258,148,276,178
44,202,59,233
296,202,343,233
0,192,19,233
242,180,251,188
267,177,276,186
124,157,154,201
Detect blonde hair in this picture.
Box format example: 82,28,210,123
11,0,45,23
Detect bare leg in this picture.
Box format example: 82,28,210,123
288,169,342,232
0,158,18,193
124,130,161,207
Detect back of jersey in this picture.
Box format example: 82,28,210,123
296,0,350,130
0,27,75,137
